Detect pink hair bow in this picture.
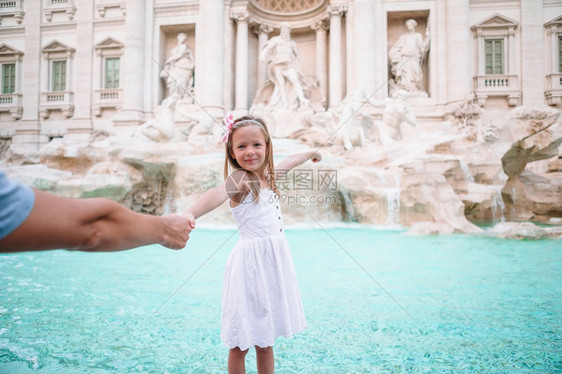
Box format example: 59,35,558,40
221,113,234,143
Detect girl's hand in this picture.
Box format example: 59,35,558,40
310,151,322,163
183,211,196,230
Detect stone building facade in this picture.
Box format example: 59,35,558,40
0,0,561,149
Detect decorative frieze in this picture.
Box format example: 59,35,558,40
251,0,324,13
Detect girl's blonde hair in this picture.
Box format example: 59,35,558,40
223,115,278,200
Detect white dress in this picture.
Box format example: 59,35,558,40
220,188,307,350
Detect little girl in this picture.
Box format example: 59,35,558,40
184,115,321,373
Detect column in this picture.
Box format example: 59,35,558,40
233,11,249,112
311,19,328,104
353,0,376,94
328,5,346,108
345,2,354,93
446,0,471,103
254,23,273,90
223,16,234,110
436,0,448,103
114,0,145,125
520,0,543,105
199,0,224,111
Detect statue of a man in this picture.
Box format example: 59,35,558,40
388,19,430,93
160,33,194,100
259,22,308,109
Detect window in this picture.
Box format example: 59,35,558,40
104,57,120,89
2,64,15,94
485,39,503,75
51,60,66,91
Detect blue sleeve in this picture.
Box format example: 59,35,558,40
0,170,36,241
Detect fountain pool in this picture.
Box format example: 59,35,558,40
1,228,560,373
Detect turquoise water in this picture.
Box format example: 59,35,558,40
1,228,561,373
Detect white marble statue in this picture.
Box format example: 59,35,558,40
160,33,194,100
135,96,185,142
335,90,370,150
257,22,309,110
388,19,430,94
368,90,418,144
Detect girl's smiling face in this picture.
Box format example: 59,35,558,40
230,125,267,174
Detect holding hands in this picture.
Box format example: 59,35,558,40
165,214,195,249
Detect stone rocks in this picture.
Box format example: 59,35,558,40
487,221,547,240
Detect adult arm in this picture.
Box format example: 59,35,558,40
0,189,192,253
275,151,322,174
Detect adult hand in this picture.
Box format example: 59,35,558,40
160,214,194,250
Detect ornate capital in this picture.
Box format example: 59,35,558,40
252,23,273,35
232,11,250,23
311,19,329,32
327,5,347,17
259,23,273,34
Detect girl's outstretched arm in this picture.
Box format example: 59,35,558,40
276,150,322,173
184,184,229,224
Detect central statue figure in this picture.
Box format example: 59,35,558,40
257,22,309,110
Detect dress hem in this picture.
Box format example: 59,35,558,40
221,325,307,351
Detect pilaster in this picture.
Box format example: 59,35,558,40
446,0,471,103
113,0,146,125
520,0,544,105
71,0,94,132
353,0,376,95
200,0,225,112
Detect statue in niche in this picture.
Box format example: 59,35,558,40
260,22,309,109
388,19,430,95
251,22,324,138
160,33,194,101
251,22,325,113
